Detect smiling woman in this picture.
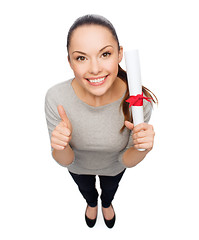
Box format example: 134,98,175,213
44,14,157,228
67,24,124,105
71,44,112,86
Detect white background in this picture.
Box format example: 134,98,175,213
0,0,199,239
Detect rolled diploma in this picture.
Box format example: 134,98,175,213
124,49,145,151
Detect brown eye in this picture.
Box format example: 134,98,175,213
102,52,111,58
76,56,86,62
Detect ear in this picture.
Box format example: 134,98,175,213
118,46,123,63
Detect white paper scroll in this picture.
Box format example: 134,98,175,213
124,49,145,151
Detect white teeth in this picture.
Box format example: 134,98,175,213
88,77,106,83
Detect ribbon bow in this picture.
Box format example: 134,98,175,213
126,93,152,107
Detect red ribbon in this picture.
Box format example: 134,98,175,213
126,93,152,107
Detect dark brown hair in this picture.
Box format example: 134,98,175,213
66,14,158,132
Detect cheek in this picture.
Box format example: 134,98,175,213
72,64,87,78
103,59,118,73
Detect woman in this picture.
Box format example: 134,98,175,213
45,14,157,228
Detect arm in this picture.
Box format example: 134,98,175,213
52,144,75,167
45,91,74,167
121,147,150,168
51,105,74,167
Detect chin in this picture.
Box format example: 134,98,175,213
89,88,107,97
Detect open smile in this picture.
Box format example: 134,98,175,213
86,75,109,86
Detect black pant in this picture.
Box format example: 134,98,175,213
69,170,125,208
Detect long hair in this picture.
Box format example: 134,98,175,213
117,65,158,132
66,14,158,132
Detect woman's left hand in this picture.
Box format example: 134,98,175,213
125,121,155,151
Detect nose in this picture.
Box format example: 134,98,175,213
89,58,102,75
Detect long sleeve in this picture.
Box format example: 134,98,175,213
44,89,60,152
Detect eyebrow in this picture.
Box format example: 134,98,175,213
72,45,113,55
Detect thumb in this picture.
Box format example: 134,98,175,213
125,120,134,130
57,105,69,124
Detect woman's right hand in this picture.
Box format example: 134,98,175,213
51,105,73,151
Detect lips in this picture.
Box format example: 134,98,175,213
86,75,108,86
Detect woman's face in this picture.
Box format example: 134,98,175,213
68,25,123,97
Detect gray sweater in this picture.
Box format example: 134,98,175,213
45,78,152,176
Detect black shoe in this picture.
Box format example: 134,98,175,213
85,205,97,228
102,204,116,228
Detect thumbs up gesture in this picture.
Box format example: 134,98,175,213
51,105,73,150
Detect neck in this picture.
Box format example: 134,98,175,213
72,77,126,107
